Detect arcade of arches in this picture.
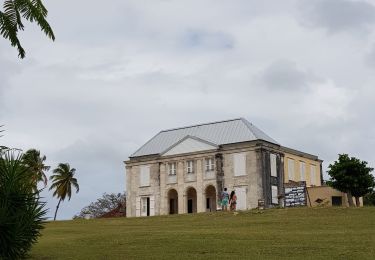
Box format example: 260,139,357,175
167,185,217,214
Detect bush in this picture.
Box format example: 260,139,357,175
0,149,47,259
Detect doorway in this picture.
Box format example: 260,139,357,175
188,199,193,213
168,189,178,214
141,197,150,216
332,196,342,206
205,185,217,212
186,187,197,213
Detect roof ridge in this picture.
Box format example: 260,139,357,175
161,118,242,133
130,131,162,157
241,118,279,144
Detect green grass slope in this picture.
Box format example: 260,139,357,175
31,207,375,259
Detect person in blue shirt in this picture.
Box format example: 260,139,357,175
221,188,229,211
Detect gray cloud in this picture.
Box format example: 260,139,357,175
180,30,235,50
365,44,375,67
299,0,375,33
255,60,321,91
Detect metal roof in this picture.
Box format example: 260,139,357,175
130,118,279,157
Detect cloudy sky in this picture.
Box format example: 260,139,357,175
1,0,375,219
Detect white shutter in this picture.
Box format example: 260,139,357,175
150,196,155,216
141,197,148,217
300,162,306,181
272,186,278,204
136,197,141,217
270,154,277,177
140,165,150,187
235,187,247,210
288,159,295,181
310,165,316,185
234,153,246,176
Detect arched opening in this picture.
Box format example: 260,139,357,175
205,185,217,212
168,189,178,214
186,187,197,213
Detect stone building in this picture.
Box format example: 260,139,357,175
125,118,323,217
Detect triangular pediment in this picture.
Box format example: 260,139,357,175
161,136,217,156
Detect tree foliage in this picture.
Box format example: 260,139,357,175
0,0,55,58
327,154,375,206
22,148,50,190
74,193,126,219
364,189,375,206
0,148,47,259
49,163,79,220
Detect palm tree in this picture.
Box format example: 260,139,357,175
0,0,55,58
22,149,50,189
49,163,79,220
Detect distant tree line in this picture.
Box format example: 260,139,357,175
74,193,126,219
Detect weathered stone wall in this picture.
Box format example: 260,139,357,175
126,141,305,217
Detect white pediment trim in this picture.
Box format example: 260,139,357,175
161,135,218,156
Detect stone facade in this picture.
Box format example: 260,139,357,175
125,141,292,217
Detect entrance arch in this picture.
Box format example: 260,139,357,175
205,185,217,212
186,187,197,213
168,189,178,214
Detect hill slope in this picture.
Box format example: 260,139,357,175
31,207,375,259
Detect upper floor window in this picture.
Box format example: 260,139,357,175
287,158,295,181
270,154,277,177
310,164,317,185
186,160,194,174
234,153,246,176
205,158,215,171
168,162,177,175
300,161,306,181
139,165,150,187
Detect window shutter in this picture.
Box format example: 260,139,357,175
234,187,247,210
136,197,141,217
272,186,278,204
140,165,150,186
234,153,246,176
270,154,277,177
288,159,295,181
150,196,155,216
300,162,305,181
310,165,316,185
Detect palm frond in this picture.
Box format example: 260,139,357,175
15,0,54,40
0,11,25,58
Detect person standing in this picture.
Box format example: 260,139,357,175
229,190,237,211
221,188,229,211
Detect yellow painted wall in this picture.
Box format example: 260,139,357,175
307,186,363,207
284,152,321,187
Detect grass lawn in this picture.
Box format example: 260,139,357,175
31,207,375,259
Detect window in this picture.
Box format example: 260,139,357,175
270,154,277,177
168,162,177,175
186,160,194,174
287,159,295,181
205,158,215,171
310,165,316,185
234,153,246,176
139,165,150,187
272,186,278,204
300,161,306,181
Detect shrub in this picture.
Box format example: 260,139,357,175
0,149,47,259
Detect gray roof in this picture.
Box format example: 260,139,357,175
130,118,279,157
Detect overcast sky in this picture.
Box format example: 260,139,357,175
1,0,375,220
